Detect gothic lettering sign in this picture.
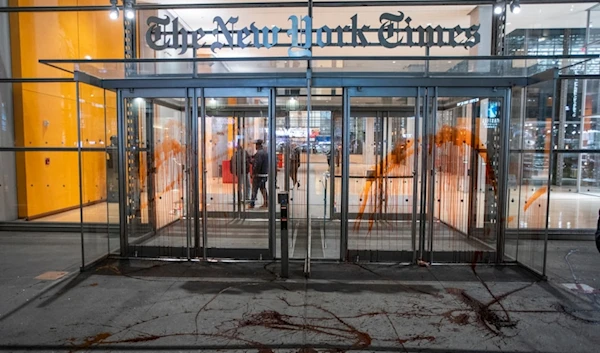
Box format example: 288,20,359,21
146,12,480,57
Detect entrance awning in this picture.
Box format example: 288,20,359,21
40,55,600,81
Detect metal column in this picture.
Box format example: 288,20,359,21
269,88,277,259
184,95,191,260
411,89,421,263
418,89,430,261
117,90,128,256
146,100,157,233
426,88,438,263
76,82,85,267
201,89,208,259
341,88,350,261
191,89,201,255
496,88,512,262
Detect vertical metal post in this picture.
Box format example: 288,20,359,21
281,198,289,278
284,114,290,193
411,90,421,263
269,88,277,258
192,89,200,255
418,89,430,261
241,115,247,220
76,82,85,268
543,71,559,277
304,71,312,275
384,111,389,215
235,114,242,216
201,89,208,259
184,95,191,261
305,0,314,271
577,9,591,193
146,100,156,233
341,88,350,261
427,88,438,263
117,90,128,256
496,88,511,263
103,90,111,254
329,108,335,219
557,79,568,186
515,87,527,262
231,112,238,215
468,102,478,237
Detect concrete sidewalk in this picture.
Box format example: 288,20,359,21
1,258,599,353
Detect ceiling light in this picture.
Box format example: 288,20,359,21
124,0,135,20
109,0,118,20
510,0,521,14
494,3,504,15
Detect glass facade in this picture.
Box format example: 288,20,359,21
1,1,599,276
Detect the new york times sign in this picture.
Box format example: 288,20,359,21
146,12,480,57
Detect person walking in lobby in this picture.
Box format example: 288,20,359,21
249,139,269,209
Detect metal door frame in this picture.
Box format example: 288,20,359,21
420,87,511,264
200,88,275,260
344,87,421,263
118,87,275,260
119,88,193,258
115,84,513,265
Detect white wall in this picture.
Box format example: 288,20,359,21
0,0,18,222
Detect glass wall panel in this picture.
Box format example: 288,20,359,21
0,82,15,149
510,80,554,274
0,151,84,311
8,5,124,78
0,150,18,223
204,95,270,251
506,3,595,55
7,151,80,222
81,151,112,265
3,82,77,148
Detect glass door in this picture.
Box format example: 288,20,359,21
420,87,509,263
274,89,343,260
120,89,195,258
345,88,421,262
201,88,273,259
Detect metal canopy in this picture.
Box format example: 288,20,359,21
40,55,599,89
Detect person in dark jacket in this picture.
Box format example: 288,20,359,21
230,142,252,200
249,139,268,209
289,144,301,189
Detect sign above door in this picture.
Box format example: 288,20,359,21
146,11,480,57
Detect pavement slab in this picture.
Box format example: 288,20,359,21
1,259,599,353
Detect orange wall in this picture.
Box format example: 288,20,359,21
10,0,123,218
